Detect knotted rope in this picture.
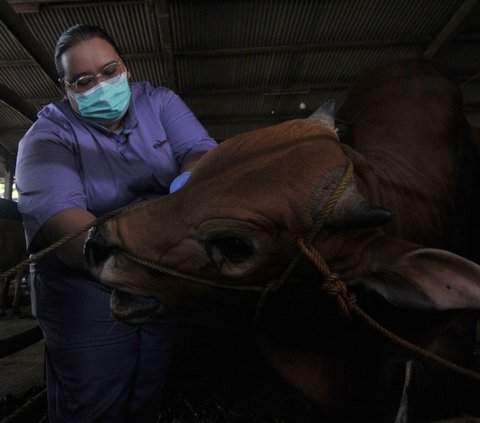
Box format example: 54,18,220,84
252,159,354,322
297,238,480,383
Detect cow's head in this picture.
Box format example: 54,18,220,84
84,103,393,323
84,102,480,326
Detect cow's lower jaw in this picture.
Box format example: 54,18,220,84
110,289,166,325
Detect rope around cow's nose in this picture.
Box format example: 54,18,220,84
0,202,142,281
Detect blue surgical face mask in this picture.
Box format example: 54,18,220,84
72,72,131,122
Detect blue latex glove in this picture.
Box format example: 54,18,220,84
169,171,191,193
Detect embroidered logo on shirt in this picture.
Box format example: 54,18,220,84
153,140,168,149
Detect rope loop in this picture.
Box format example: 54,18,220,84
298,238,357,320
322,275,357,321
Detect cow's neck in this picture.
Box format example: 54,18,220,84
254,266,408,422
342,143,455,249
252,235,437,422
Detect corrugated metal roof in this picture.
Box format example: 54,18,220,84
175,45,424,92
0,0,479,178
0,64,58,98
22,1,160,54
128,57,166,89
170,0,464,49
0,101,31,130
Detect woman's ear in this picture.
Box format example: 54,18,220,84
58,77,67,99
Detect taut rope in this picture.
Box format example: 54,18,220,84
119,250,266,292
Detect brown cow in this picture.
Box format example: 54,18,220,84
85,56,480,421
0,199,27,317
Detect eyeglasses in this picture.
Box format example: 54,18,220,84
65,60,125,94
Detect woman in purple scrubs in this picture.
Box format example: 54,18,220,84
15,24,217,422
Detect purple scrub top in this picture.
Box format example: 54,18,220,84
16,82,217,252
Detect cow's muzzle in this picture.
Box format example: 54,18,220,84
84,225,116,269
85,226,166,324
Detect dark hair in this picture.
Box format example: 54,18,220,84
54,24,122,82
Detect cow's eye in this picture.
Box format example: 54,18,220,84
210,236,254,263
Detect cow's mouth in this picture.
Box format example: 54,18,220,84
110,289,166,325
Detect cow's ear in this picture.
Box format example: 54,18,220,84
348,249,480,311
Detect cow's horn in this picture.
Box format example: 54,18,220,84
333,199,392,229
312,179,392,229
307,100,336,129
329,183,392,229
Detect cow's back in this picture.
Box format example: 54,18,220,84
337,56,480,259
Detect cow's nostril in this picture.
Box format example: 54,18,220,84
84,226,115,267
